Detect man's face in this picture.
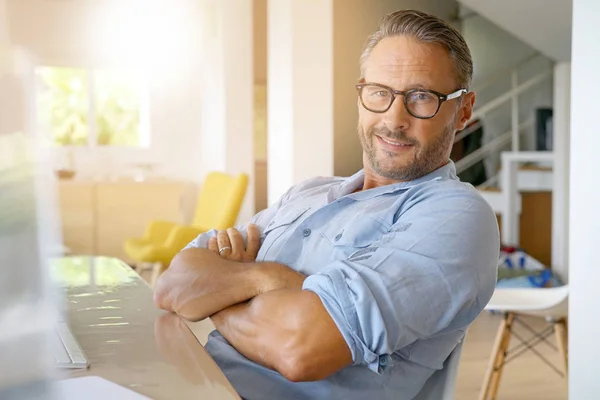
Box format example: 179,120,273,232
358,35,475,182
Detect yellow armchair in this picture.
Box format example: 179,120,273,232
125,224,204,265
125,220,179,252
190,171,249,231
124,172,249,267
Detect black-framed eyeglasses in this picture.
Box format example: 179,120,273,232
355,82,467,119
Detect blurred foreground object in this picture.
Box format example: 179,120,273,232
0,46,62,398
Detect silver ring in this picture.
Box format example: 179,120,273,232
218,246,232,255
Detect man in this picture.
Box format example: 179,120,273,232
154,9,499,400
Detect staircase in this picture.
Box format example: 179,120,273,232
452,8,561,266
454,54,554,233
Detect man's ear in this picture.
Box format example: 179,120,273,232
456,91,476,131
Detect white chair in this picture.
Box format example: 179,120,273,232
479,285,569,400
413,338,464,400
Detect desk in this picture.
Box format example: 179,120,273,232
52,256,239,400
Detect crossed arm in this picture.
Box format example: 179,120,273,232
153,227,352,382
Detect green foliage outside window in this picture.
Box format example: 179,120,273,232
94,70,142,146
36,67,143,146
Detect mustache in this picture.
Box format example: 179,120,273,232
367,127,419,146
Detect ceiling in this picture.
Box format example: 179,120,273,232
457,0,572,61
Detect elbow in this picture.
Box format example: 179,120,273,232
250,292,342,382
253,306,313,382
277,356,332,382
277,356,313,382
275,347,331,382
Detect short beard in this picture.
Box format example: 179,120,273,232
358,121,455,181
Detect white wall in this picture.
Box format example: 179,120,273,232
267,0,334,204
462,12,539,89
6,0,206,183
0,0,7,61
456,0,572,62
0,0,26,140
332,0,459,178
569,0,600,396
200,0,255,223
460,10,554,176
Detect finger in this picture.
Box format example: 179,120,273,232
217,230,232,256
207,237,219,253
227,228,244,255
246,224,261,257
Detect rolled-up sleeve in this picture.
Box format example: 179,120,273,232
302,193,499,373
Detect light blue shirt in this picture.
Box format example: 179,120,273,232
185,161,499,400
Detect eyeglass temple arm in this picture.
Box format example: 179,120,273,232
444,89,468,100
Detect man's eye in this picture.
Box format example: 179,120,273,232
372,91,389,97
410,92,434,102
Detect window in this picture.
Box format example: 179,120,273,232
35,67,149,147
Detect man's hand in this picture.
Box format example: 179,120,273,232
154,248,263,321
208,224,261,262
154,249,306,321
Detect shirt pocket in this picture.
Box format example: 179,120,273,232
259,205,310,258
321,215,389,251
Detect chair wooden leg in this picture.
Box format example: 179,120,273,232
488,313,514,399
479,312,515,400
134,262,151,273
150,262,166,288
554,319,569,378
479,317,508,400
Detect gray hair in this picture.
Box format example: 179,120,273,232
360,10,473,89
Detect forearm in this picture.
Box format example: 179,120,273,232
155,248,261,320
210,288,352,382
210,301,276,369
208,269,308,375
154,248,306,321
210,291,303,379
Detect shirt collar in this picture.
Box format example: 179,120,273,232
338,160,458,201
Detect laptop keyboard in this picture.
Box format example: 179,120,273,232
52,321,89,369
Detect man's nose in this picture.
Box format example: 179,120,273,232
383,95,412,132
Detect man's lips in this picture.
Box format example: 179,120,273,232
375,134,415,150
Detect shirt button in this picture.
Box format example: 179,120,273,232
303,229,311,237
334,233,342,241
380,355,389,366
